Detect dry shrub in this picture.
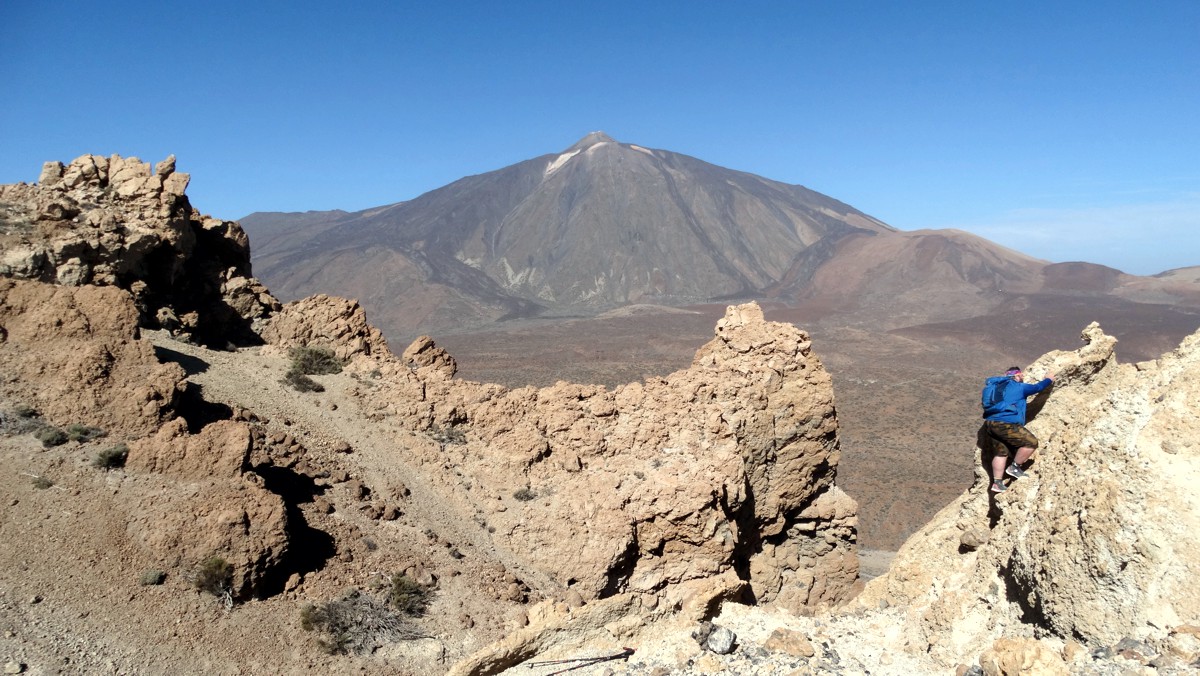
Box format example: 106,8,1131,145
288,346,344,375
300,588,427,655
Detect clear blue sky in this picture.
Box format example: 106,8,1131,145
2,1,1197,275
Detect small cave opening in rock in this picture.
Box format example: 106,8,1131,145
728,477,763,605
597,533,640,600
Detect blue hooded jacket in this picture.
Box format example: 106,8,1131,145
981,375,1053,425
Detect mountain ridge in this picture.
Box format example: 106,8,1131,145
240,133,898,337
241,134,1198,343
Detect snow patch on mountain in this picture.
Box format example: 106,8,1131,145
544,149,581,177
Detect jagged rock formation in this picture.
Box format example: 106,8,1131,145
1,155,864,673
281,300,860,611
126,419,290,598
858,321,1200,666
261,293,390,361
0,157,291,601
0,154,279,347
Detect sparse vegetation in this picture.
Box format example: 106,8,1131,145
288,345,344,375
35,426,68,447
389,574,434,616
430,424,467,445
140,570,166,586
282,368,325,393
93,443,129,469
31,475,54,490
66,423,105,442
513,487,536,502
195,556,234,599
0,405,43,436
300,588,428,655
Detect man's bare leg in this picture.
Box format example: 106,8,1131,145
992,454,1007,482
1013,446,1034,466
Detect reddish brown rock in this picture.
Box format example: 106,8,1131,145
0,278,182,437
260,293,388,362
0,154,279,347
348,302,858,610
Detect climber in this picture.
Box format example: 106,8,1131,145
980,366,1055,493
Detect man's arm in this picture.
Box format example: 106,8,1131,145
1023,372,1055,396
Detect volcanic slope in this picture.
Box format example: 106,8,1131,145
241,132,894,339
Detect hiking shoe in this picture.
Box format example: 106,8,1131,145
1006,464,1027,480
990,480,1007,494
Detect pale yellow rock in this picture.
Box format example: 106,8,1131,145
861,322,1200,660
979,637,1068,676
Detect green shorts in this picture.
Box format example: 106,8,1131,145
981,420,1039,458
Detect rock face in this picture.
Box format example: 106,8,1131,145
260,293,389,361
0,277,182,437
126,419,290,598
288,301,860,610
1,156,291,600
0,154,279,347
859,321,1200,660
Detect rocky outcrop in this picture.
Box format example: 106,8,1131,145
1,156,294,600
126,419,290,598
0,276,291,599
858,321,1200,663
336,302,858,611
260,293,389,361
0,278,182,437
0,154,279,347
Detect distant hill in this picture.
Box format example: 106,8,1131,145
241,133,1200,341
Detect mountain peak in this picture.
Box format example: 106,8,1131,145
566,131,616,152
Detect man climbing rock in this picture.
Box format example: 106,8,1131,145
981,366,1055,493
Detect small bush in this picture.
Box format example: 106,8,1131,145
288,346,344,375
513,487,536,502
31,475,54,490
195,556,234,597
431,424,467,445
140,570,166,586
283,368,325,393
66,424,104,442
301,589,425,655
389,574,433,616
1,406,44,436
35,426,68,448
93,443,129,470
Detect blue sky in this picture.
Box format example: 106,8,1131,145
2,1,1197,275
